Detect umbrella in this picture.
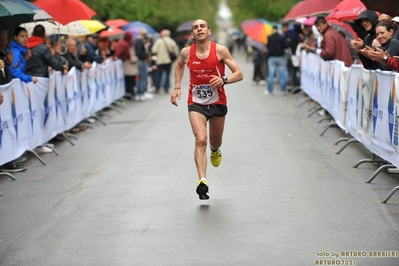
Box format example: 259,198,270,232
249,39,266,52
122,21,156,38
21,20,91,36
326,0,366,21
33,0,96,25
284,0,341,21
7,0,52,21
0,1,35,30
360,0,399,17
78,20,108,34
105,19,129,28
241,19,273,45
177,20,194,32
99,27,123,38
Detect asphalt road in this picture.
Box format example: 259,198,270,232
1,50,399,266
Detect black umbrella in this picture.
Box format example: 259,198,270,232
0,1,35,30
360,0,399,17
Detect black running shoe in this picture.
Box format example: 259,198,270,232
196,179,209,200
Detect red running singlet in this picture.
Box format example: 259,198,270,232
187,42,227,106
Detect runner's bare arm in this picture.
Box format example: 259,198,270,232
216,44,244,84
171,47,190,106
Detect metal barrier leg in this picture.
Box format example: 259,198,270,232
291,86,301,96
335,138,359,154
298,97,311,107
26,149,46,165
97,111,112,119
320,122,337,136
381,186,399,204
353,153,388,168
365,164,396,183
334,137,350,145
91,114,106,126
106,105,122,114
308,106,323,118
124,93,134,100
318,116,331,123
0,172,16,180
62,132,75,146
308,105,319,113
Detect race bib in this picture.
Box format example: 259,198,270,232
192,84,219,104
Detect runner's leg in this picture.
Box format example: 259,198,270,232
189,111,208,179
209,116,225,150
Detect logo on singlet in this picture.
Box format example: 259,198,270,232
192,61,201,65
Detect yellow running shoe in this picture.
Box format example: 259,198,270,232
210,148,222,167
196,179,209,200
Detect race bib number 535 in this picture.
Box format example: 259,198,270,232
192,84,219,104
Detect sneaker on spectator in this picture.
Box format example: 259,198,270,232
86,118,96,124
0,162,27,173
258,80,266,85
35,146,53,154
264,90,272,95
144,92,154,100
44,143,55,148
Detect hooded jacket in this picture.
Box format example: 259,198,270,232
115,32,133,61
25,36,65,77
8,40,32,83
356,10,378,69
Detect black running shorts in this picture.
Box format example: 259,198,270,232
188,104,228,120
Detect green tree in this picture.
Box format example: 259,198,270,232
227,0,298,24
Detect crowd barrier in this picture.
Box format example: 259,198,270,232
0,59,125,166
300,52,399,203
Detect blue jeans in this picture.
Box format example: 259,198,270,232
267,56,287,93
137,60,148,95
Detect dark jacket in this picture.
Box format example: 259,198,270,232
267,32,288,57
25,36,65,77
135,38,148,61
8,40,32,83
0,51,12,85
63,51,84,71
377,38,399,70
356,10,379,69
85,41,103,63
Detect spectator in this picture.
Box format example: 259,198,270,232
85,34,104,64
63,38,92,71
134,29,151,101
361,20,399,71
96,37,112,59
351,10,379,69
25,25,67,77
265,25,289,95
151,29,179,94
0,30,12,85
251,44,266,85
8,27,37,84
115,31,137,97
312,16,353,67
282,22,300,88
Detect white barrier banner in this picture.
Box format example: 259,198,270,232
0,60,125,166
357,69,375,146
371,70,396,162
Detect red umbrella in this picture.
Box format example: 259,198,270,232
284,0,342,21
326,0,366,21
33,0,96,25
360,0,399,17
99,27,123,38
105,19,129,28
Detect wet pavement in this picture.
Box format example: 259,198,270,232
1,50,399,266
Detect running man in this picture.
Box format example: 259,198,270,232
170,19,243,200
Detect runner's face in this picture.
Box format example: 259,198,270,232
376,26,393,45
192,20,210,41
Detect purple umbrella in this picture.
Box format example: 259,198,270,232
122,21,156,38
177,20,193,32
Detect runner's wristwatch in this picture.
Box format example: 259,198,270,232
222,76,228,85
